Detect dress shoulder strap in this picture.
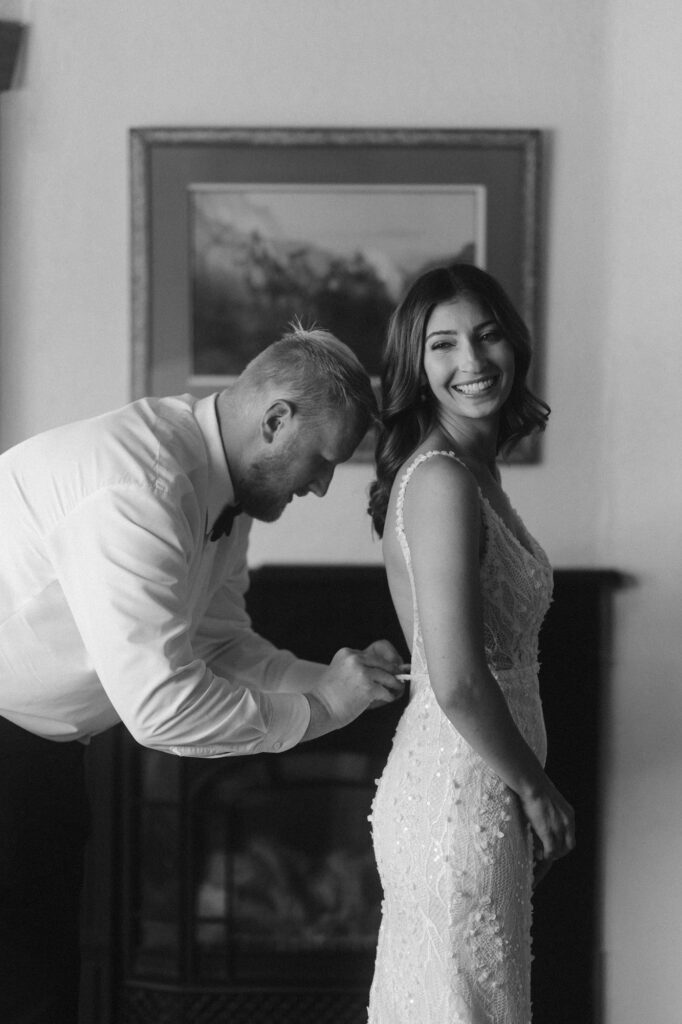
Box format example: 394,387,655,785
395,449,469,544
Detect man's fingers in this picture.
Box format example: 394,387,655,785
362,639,403,669
368,689,394,708
370,666,406,696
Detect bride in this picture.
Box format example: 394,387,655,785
367,263,575,1023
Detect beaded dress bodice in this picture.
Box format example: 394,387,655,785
367,451,553,1024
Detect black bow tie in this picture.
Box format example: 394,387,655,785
209,503,242,542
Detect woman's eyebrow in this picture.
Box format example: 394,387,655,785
425,328,458,341
425,320,497,342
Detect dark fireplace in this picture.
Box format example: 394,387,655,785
80,566,622,1024
118,567,408,1024
122,747,393,1023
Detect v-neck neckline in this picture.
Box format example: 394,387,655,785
479,493,540,565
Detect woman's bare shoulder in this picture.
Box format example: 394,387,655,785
403,447,477,504
383,444,478,543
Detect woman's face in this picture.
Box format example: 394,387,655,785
422,295,515,429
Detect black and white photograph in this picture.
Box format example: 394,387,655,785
0,3,679,1024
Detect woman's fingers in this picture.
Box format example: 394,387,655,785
522,787,575,863
533,858,553,889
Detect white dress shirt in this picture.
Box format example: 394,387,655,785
0,394,316,755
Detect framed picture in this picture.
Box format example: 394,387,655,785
131,128,543,461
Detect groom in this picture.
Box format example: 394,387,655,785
0,324,404,1024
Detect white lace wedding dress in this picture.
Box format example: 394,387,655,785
368,451,553,1024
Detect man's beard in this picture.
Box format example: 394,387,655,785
234,449,294,523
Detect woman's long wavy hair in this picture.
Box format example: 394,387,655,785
368,263,550,536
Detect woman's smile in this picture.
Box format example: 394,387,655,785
451,372,501,397
423,296,515,426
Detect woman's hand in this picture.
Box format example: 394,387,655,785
520,777,576,877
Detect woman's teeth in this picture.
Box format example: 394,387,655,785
454,376,496,395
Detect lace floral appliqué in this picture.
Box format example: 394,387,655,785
368,451,553,1024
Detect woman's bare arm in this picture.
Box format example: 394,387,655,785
402,455,574,863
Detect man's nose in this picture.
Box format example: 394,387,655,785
308,467,334,497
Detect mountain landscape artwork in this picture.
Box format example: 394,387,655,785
189,184,485,378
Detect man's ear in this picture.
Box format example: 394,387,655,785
261,399,294,443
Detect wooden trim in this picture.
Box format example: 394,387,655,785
0,20,24,92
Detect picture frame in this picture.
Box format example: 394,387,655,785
130,128,543,462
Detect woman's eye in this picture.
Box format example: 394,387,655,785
480,329,503,343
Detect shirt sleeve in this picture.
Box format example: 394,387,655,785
44,483,310,757
193,521,326,695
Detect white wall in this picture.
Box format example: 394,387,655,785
598,1,682,1018
0,0,610,569
0,1,679,1020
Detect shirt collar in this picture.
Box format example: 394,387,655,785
192,393,236,528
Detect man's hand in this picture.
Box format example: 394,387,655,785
302,640,404,741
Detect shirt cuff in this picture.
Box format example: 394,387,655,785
260,691,311,752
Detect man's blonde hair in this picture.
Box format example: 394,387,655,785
240,322,377,438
